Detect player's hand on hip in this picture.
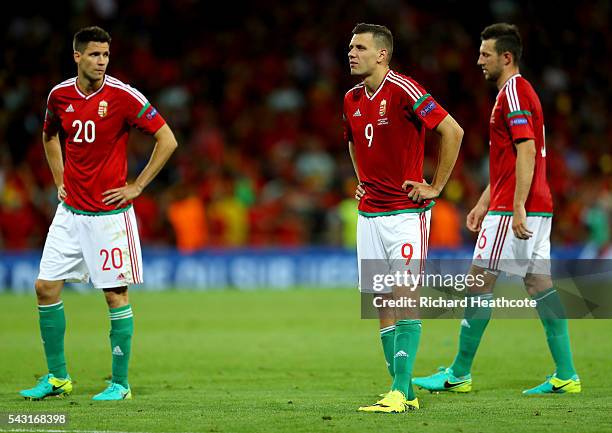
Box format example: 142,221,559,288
466,204,487,232
402,180,439,203
512,205,533,240
355,183,366,201
57,184,67,202
102,183,143,208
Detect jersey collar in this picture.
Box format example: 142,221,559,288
74,75,107,100
364,69,390,101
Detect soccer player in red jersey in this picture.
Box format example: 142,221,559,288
19,26,178,401
343,23,464,412
414,23,580,395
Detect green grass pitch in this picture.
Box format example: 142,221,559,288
1,289,611,433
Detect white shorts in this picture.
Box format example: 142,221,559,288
357,210,431,293
38,204,143,288
472,213,551,277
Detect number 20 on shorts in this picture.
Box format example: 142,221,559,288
100,248,123,271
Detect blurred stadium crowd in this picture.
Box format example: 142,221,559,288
0,1,610,254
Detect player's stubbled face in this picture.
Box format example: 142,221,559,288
76,42,110,82
348,33,380,76
477,39,502,82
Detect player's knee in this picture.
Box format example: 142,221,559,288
103,286,129,308
34,279,61,303
524,274,553,297
467,265,497,294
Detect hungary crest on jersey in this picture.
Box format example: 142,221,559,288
379,99,387,116
98,100,108,117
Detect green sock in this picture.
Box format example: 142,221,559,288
109,305,134,388
38,301,68,378
532,288,577,380
450,293,492,377
391,319,422,400
380,325,395,379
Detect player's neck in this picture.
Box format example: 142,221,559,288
76,73,104,96
496,67,520,90
363,67,389,96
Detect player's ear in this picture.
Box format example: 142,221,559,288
379,48,388,64
502,51,513,66
73,51,81,64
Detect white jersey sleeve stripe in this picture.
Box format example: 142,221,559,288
508,78,517,111
106,76,149,105
47,78,77,104
387,77,420,102
506,78,520,112
106,81,148,106
389,71,423,97
128,85,148,103
512,78,521,110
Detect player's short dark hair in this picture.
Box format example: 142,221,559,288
73,26,111,53
352,23,393,63
481,23,522,64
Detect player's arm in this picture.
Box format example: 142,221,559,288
103,124,178,208
467,184,490,232
42,131,67,201
512,138,536,239
348,140,365,200
403,114,463,202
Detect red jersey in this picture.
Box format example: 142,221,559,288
488,74,553,215
343,70,448,216
43,75,166,214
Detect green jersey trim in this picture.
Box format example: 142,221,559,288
507,110,532,118
137,102,151,119
412,93,431,111
62,202,132,216
359,201,435,217
488,210,553,217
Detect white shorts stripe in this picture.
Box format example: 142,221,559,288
124,212,140,283
489,216,503,270
493,216,511,269
129,213,141,283
488,215,505,269
424,212,429,258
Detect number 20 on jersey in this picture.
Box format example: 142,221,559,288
72,120,96,143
